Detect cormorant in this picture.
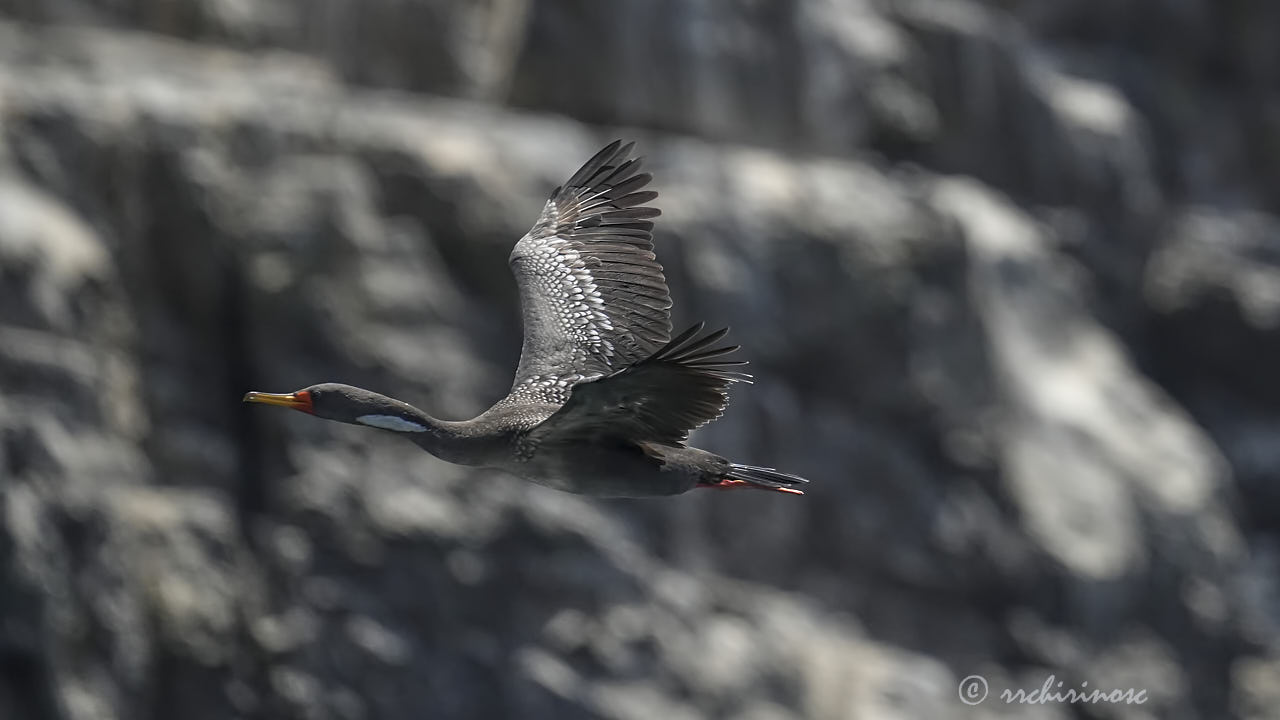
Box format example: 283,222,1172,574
245,140,807,497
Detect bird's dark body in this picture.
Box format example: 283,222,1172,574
502,439,711,497
245,141,808,497
399,400,722,496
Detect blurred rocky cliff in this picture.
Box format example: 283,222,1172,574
1,1,1278,719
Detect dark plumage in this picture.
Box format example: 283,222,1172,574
245,140,808,497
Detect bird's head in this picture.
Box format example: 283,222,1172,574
243,383,430,432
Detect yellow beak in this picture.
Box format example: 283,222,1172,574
243,390,313,413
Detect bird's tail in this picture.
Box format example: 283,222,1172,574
701,463,809,495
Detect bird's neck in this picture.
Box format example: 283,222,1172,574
357,401,482,466
418,417,483,465
391,399,486,461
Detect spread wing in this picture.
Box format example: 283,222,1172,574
503,140,672,405
524,324,749,447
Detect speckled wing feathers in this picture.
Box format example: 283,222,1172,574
505,141,673,405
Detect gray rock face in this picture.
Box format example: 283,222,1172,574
0,3,1275,719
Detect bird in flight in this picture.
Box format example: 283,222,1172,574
245,140,807,497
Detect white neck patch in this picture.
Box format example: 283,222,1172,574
356,414,428,433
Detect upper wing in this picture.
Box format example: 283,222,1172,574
523,324,749,447
504,140,672,405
